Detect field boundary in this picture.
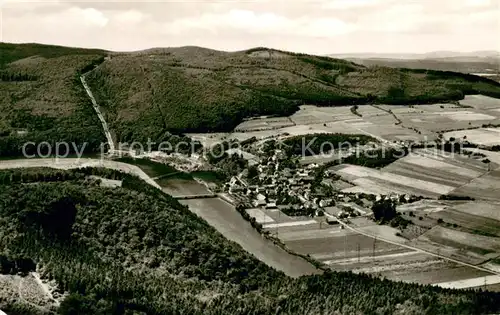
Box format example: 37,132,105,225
446,167,494,197
231,202,330,272
334,216,500,277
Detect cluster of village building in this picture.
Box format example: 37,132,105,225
224,149,324,209
223,146,420,219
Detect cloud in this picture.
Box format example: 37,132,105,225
2,0,499,54
322,0,380,10
113,10,145,24
357,3,427,33
73,8,108,27
165,9,354,37
464,0,491,6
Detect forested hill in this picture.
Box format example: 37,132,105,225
0,43,108,158
2,42,500,156
86,46,500,139
1,167,500,315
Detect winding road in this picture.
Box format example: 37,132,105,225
0,158,161,189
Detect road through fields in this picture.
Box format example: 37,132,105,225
0,158,161,189
327,213,500,280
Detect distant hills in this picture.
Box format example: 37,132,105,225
328,51,500,76
1,43,500,157
329,51,500,60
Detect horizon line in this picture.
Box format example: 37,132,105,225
2,40,499,57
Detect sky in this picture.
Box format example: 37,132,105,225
1,0,499,54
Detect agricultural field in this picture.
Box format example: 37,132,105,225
379,103,500,135
246,208,275,224
444,128,500,146
452,201,500,221
397,199,500,270
289,105,357,125
398,200,500,235
459,95,500,111
331,148,490,198
434,275,500,290
190,97,500,150
371,95,500,136
485,283,500,292
189,104,424,147
234,117,295,132
244,205,497,286
396,264,491,286
452,169,500,201
412,226,500,265
354,106,431,141
280,105,427,142
300,153,346,165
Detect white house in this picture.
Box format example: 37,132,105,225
253,199,266,207
266,202,277,209
256,193,266,201
319,199,333,208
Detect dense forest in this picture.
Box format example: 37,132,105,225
1,167,500,314
0,43,107,69
85,46,500,135
2,43,500,156
343,147,410,168
0,47,108,157
279,133,406,168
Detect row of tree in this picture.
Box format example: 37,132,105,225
0,71,38,81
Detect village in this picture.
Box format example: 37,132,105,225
222,143,420,224
214,128,500,289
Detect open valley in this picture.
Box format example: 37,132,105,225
2,34,500,314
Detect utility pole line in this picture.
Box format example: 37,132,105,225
276,208,280,238
344,232,347,271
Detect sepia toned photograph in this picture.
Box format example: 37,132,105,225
0,0,499,314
